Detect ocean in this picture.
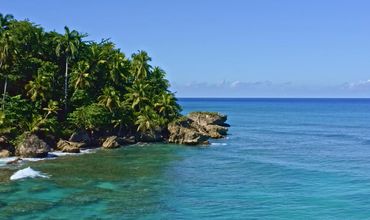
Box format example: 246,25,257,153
1,98,370,219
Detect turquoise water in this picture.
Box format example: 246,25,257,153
1,98,370,219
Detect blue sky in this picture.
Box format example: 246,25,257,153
2,0,370,97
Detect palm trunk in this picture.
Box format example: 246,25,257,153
64,58,69,113
2,75,8,111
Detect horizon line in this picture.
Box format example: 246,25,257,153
177,97,370,99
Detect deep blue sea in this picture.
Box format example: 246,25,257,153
1,98,370,219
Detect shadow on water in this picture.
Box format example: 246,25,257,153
0,144,185,219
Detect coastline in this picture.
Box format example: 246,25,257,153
0,111,230,180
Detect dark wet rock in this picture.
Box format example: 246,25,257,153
6,158,22,165
136,130,164,142
168,112,229,145
56,140,85,153
16,133,50,158
42,134,57,150
69,130,91,144
120,136,136,145
102,136,120,149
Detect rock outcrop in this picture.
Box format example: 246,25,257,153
188,112,229,127
0,136,14,158
56,140,85,153
136,129,164,142
168,112,229,145
69,131,91,144
168,120,209,145
16,133,50,158
102,136,120,149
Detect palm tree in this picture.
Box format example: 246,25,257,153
155,93,181,119
0,13,14,32
55,26,85,112
0,31,16,110
125,82,150,110
135,106,161,134
98,86,121,112
25,72,52,103
131,50,152,80
108,50,128,83
149,66,170,94
42,100,60,119
71,60,91,90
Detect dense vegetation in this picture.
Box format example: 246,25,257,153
0,14,181,145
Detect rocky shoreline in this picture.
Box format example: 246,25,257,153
0,112,229,163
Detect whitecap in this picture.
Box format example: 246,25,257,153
0,157,19,167
49,148,97,157
22,157,53,162
10,167,49,181
211,143,228,146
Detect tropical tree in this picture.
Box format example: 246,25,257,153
155,93,181,120
68,103,111,135
55,26,86,112
0,14,183,145
0,13,14,32
108,50,128,83
70,60,91,90
149,66,171,95
131,50,152,80
125,81,150,111
135,106,162,134
25,71,53,103
43,100,60,118
0,31,16,110
98,86,121,112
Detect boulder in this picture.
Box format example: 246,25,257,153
189,112,228,139
168,119,209,145
167,112,229,145
102,136,120,149
16,133,50,158
56,140,85,153
136,130,164,142
0,136,14,157
42,134,57,150
120,136,136,145
69,130,91,144
203,124,228,139
188,112,227,126
0,150,11,158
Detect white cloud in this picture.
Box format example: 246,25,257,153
344,79,370,90
170,80,370,98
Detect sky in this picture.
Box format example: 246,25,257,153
2,0,370,97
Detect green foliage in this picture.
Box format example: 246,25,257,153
0,14,182,140
68,103,111,132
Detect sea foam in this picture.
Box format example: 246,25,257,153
49,148,97,157
10,167,49,181
0,157,19,167
211,143,228,146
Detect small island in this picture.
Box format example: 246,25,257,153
0,14,229,160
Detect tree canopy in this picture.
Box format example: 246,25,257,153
0,14,181,141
